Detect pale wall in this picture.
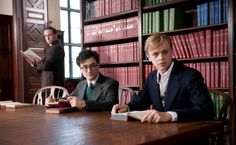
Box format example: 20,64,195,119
0,0,13,15
48,0,60,29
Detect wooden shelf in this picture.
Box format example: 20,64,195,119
84,9,138,25
143,23,228,39
120,85,140,90
143,0,191,12
100,61,139,67
208,88,229,92
83,36,138,47
143,56,228,64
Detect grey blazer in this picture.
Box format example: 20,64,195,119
37,40,65,87
69,74,119,112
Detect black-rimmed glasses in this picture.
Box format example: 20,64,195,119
80,64,98,71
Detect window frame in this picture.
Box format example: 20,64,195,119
60,0,81,79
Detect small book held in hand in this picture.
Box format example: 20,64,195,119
46,99,71,108
111,110,149,121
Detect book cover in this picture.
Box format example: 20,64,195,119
46,99,71,108
45,99,78,114
111,110,149,121
45,107,78,114
169,8,184,30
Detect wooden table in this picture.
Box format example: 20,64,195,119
0,106,223,145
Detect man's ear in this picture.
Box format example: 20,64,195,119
145,53,150,60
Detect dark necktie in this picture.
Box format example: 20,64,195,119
85,83,94,100
158,73,161,82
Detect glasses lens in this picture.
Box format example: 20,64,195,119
81,64,97,70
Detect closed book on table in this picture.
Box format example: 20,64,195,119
45,107,78,114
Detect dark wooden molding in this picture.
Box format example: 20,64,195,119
12,0,48,103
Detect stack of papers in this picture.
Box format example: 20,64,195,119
0,100,35,109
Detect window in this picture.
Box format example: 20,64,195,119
60,0,81,78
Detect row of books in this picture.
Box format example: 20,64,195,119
88,28,228,62
101,61,228,88
197,0,228,26
186,61,229,88
84,17,138,42
144,0,174,6
85,0,139,19
145,61,229,88
143,8,184,33
100,60,226,89
119,90,138,105
100,67,139,86
88,41,140,63
170,28,228,59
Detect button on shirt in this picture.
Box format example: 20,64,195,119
157,61,177,122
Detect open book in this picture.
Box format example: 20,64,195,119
20,48,42,66
111,110,149,121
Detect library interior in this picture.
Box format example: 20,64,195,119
0,0,235,145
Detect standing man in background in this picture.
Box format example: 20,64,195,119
36,26,65,87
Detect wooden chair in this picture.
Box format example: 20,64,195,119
33,86,69,105
118,87,135,104
208,89,232,145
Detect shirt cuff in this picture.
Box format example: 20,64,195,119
167,111,178,122
126,105,130,112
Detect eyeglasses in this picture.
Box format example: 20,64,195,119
80,64,98,71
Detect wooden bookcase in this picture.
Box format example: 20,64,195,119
81,1,235,144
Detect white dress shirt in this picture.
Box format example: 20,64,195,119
157,62,178,122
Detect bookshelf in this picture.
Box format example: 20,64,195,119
81,0,140,88
81,0,235,144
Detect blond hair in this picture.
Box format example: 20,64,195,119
144,33,172,54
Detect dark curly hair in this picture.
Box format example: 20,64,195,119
44,26,57,34
76,49,100,66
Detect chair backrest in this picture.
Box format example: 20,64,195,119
208,90,232,145
118,87,135,104
33,86,69,105
208,89,232,122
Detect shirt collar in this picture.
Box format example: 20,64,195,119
87,74,99,86
157,61,174,83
